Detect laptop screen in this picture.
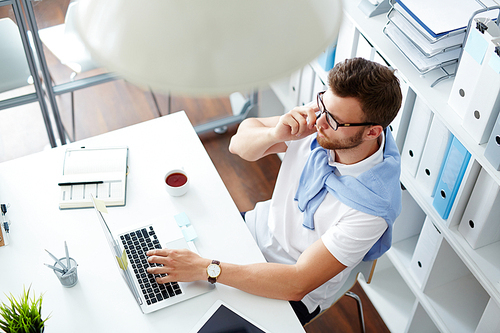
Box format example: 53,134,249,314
91,195,143,305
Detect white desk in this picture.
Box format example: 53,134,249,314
0,112,304,332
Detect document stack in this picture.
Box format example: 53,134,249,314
383,0,499,85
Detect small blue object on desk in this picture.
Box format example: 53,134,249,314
174,212,198,242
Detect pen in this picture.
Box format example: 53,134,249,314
45,249,67,271
44,263,65,274
58,181,104,186
62,266,76,277
65,241,70,269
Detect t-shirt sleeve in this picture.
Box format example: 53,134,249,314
321,209,387,267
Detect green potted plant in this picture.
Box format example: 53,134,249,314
0,286,49,333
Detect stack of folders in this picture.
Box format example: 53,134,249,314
383,0,498,76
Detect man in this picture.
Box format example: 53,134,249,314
147,57,403,325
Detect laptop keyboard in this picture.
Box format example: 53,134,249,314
120,226,183,306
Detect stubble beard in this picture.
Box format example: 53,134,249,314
316,127,365,151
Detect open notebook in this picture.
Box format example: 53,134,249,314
59,147,128,209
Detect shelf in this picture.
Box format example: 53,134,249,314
401,164,500,304
424,239,490,332
406,302,440,333
448,226,500,302
359,255,415,333
391,234,419,268
386,248,450,333
341,0,500,187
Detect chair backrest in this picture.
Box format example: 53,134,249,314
64,1,79,36
63,1,97,73
0,18,32,93
330,259,376,307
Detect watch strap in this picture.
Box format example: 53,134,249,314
207,260,220,284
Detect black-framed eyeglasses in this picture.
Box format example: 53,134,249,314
316,91,378,131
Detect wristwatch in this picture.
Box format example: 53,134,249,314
207,260,221,284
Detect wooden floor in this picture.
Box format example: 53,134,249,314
1,1,390,332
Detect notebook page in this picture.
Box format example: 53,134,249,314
63,148,127,175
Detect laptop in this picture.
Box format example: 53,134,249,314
90,195,214,314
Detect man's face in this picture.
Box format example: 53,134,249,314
315,90,367,151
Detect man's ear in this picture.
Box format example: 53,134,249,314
364,125,383,141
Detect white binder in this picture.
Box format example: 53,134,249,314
410,217,442,288
484,113,500,170
298,65,315,106
415,117,451,197
389,72,406,137
401,96,433,177
462,37,500,144
334,15,358,65
355,33,375,60
458,168,500,249
448,18,499,118
390,71,416,150
288,69,302,107
312,73,326,97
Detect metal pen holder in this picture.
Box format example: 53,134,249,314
53,257,78,288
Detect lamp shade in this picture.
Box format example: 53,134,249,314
75,0,342,96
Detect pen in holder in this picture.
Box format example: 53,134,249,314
0,203,11,247
45,242,78,287
53,257,78,288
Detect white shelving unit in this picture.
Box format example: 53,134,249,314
265,1,500,332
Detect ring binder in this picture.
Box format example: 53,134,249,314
462,36,500,144
432,136,471,220
484,112,500,170
458,168,500,249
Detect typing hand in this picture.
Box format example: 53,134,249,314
146,248,210,283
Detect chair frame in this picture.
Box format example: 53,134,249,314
306,259,377,333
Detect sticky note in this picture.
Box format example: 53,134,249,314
94,198,108,214
116,249,128,270
174,212,191,227
181,225,198,241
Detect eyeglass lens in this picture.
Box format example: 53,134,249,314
317,92,338,130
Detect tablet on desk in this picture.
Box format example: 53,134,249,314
190,300,269,333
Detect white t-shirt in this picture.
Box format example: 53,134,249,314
245,133,387,313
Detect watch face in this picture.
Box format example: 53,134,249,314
207,264,221,278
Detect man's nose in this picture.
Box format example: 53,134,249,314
315,111,329,129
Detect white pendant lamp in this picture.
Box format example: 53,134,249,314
75,0,342,96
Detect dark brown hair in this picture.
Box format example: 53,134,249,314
328,57,402,129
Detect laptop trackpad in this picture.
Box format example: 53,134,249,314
165,237,189,250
